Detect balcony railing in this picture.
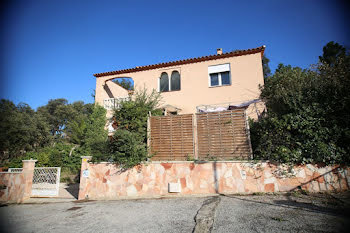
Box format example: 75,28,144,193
103,97,130,110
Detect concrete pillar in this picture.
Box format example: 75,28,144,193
78,156,92,200
21,159,37,202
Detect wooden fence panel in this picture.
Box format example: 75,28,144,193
150,114,194,161
196,109,252,160
149,109,252,161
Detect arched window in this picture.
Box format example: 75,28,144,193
159,72,169,92
170,71,180,91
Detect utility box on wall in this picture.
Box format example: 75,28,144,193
168,182,181,193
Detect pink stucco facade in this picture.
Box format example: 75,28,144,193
78,157,349,200
94,47,266,120
0,160,36,203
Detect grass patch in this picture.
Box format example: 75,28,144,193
271,216,286,222
289,189,309,197
252,192,265,196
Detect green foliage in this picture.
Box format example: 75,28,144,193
251,42,350,164
37,99,93,139
113,88,162,142
6,142,82,172
108,129,149,168
1,99,107,180
113,78,134,90
67,119,87,145
95,88,162,168
262,55,271,79
0,100,51,163
319,41,346,66
83,104,109,158
186,154,195,161
37,98,70,137
84,105,107,145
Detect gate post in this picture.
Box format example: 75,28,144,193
78,156,92,200
193,114,198,160
21,159,37,202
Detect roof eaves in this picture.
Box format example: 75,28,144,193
94,45,265,78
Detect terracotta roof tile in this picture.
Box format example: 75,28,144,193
94,45,265,77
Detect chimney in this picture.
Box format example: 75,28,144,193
216,48,223,55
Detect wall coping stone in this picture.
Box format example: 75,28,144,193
0,172,22,174
88,160,270,165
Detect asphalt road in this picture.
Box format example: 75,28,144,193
1,193,349,233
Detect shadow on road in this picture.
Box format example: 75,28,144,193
221,193,349,217
64,183,79,199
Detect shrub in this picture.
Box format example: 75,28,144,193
95,88,162,168
250,47,350,164
108,129,149,169
113,87,162,142
6,142,82,171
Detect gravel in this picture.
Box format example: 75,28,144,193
1,193,349,233
0,197,204,233
213,194,350,233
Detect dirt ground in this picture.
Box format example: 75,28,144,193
1,191,349,233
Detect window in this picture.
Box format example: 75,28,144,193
170,71,180,91
159,72,169,92
208,63,231,87
159,70,181,92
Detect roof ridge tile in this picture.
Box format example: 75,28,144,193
94,46,265,77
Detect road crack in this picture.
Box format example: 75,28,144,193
193,196,221,233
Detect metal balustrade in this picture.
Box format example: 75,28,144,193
31,167,61,197
8,167,61,197
103,97,130,110
8,168,23,173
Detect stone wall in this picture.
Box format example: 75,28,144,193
0,160,36,203
78,157,349,200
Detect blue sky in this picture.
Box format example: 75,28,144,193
1,0,349,109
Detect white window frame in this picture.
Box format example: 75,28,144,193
208,63,231,87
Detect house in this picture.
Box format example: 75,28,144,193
94,46,266,132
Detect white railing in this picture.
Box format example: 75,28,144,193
8,168,23,173
107,120,116,133
103,97,130,110
31,167,61,197
196,99,261,113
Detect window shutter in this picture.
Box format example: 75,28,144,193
208,63,230,74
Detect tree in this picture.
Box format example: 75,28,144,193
113,88,162,142
262,55,271,79
260,64,316,115
319,41,346,66
0,100,51,163
113,78,134,90
101,88,162,168
250,42,350,164
37,99,93,141
109,129,148,168
83,104,108,157
37,98,70,137
65,102,93,145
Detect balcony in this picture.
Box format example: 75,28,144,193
103,97,130,110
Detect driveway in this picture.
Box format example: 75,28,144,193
0,192,349,233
